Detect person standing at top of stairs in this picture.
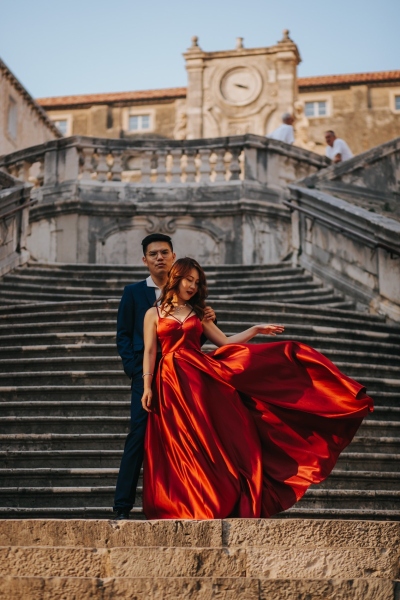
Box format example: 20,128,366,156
113,233,216,520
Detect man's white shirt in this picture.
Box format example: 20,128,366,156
146,275,161,301
267,124,295,144
325,138,353,161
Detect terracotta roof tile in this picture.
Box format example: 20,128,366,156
36,70,400,109
298,70,400,88
37,87,187,107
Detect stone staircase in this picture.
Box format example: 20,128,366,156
0,262,400,520
0,519,399,599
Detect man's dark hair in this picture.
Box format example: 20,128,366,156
325,130,335,136
141,233,173,255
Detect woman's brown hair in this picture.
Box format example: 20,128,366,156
158,257,208,320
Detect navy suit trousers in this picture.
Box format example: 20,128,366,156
113,354,147,512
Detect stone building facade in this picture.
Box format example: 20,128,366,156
36,32,400,156
0,58,60,155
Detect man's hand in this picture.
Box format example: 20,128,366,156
203,306,216,322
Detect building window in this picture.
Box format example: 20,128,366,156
304,101,328,117
53,119,68,135
7,97,18,140
395,95,400,112
128,114,151,132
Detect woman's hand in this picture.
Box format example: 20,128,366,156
141,389,153,413
256,324,285,336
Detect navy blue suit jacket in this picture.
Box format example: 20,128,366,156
116,280,156,379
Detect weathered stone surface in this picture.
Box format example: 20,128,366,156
259,578,396,600
223,519,400,549
0,577,396,600
0,519,222,548
109,547,246,578
246,547,399,579
0,546,107,578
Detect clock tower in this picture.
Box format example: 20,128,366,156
183,31,301,139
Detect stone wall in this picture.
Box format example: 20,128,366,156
0,59,59,155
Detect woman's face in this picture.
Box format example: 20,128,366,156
177,268,200,302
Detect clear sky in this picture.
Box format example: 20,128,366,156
1,0,399,99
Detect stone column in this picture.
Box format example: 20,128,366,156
183,37,205,140
272,30,300,132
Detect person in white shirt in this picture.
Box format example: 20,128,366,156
325,130,354,163
267,113,295,145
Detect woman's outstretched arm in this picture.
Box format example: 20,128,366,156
201,320,284,348
141,307,158,412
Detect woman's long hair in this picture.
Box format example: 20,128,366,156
158,257,208,320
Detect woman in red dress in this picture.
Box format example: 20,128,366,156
141,258,373,520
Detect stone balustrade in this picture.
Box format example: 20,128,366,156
0,134,327,190
0,135,328,269
0,172,32,276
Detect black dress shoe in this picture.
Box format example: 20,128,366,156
115,510,130,520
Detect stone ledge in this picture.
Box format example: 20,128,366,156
0,576,397,600
2,519,400,550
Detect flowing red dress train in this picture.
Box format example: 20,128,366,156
143,313,373,519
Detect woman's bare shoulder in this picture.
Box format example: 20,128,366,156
145,306,158,320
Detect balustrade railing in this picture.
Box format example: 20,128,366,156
0,135,327,189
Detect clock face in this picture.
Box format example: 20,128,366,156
220,67,262,106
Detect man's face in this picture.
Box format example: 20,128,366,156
142,241,175,279
325,132,335,147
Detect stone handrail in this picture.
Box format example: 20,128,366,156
0,134,328,189
0,175,32,277
289,184,400,322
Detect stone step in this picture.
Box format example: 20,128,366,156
0,360,398,385
0,370,127,386
0,313,400,346
297,489,400,512
0,416,130,435
0,411,398,436
0,433,127,451
0,386,130,402
3,271,315,288
1,346,398,372
2,433,398,453
1,448,399,471
0,296,386,322
2,335,397,360
1,464,399,490
0,528,398,580
2,484,400,513
0,288,343,307
25,261,302,273
0,575,398,600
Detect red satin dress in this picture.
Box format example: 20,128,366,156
143,311,373,520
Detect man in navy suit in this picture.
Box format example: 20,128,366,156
113,233,215,518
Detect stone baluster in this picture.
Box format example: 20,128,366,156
96,149,109,182
110,150,123,181
170,149,182,183
81,147,95,180
185,150,197,182
35,158,45,187
198,149,211,182
229,148,242,180
141,151,153,183
214,148,226,182
156,150,168,183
